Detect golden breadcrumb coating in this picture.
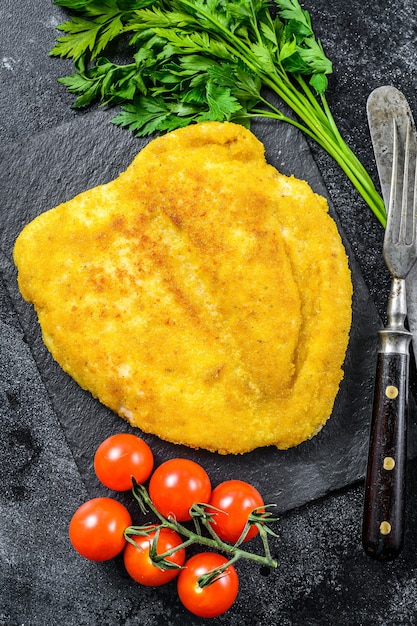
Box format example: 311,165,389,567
13,121,352,454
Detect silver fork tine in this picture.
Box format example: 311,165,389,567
397,120,413,245
384,120,417,275
363,114,417,561
411,121,417,245
387,118,399,237
400,121,410,243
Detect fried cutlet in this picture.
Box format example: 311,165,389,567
13,122,352,454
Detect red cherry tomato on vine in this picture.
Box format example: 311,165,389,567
69,497,132,561
94,433,154,491
124,526,186,586
177,552,239,618
149,458,211,522
209,480,264,543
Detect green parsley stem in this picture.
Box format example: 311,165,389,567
251,86,386,226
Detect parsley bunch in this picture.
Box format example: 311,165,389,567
50,0,386,225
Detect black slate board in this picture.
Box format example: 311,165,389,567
1,110,414,512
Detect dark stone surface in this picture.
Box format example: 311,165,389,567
1,1,417,625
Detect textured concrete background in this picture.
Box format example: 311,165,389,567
1,1,417,625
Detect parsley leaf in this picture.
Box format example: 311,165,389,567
50,17,103,59
205,81,242,119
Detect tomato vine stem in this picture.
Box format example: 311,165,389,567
125,479,279,582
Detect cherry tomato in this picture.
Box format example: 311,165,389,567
69,497,132,561
124,526,186,586
149,458,211,522
209,480,264,543
94,433,154,491
177,552,239,618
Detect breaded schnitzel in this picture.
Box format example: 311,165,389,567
13,122,352,454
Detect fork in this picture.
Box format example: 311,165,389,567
362,118,417,561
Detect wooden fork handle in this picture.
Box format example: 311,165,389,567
362,341,410,561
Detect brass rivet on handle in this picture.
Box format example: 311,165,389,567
383,457,396,471
385,385,399,399
380,521,392,535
